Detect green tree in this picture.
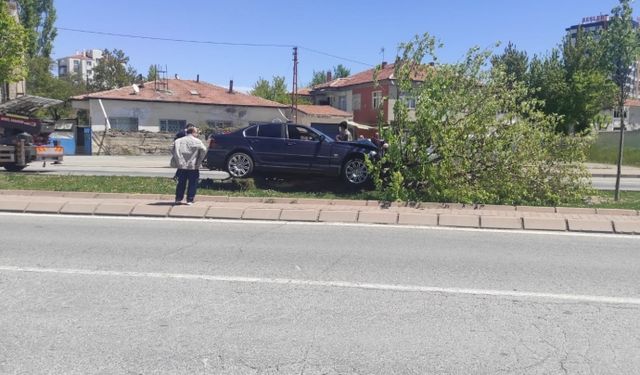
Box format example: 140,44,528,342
308,65,351,87
15,0,56,58
491,41,528,88
333,64,350,79
0,1,27,86
146,64,158,81
561,30,615,133
527,32,615,134
527,50,570,132
601,0,640,200
309,70,328,86
369,33,592,205
15,0,60,99
250,75,290,104
91,49,138,91
21,56,88,119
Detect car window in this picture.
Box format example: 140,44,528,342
244,126,257,137
287,125,318,141
257,124,282,138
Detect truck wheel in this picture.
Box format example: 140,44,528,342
3,164,26,172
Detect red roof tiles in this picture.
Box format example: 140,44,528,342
295,105,351,116
311,63,429,91
72,79,288,108
625,99,640,107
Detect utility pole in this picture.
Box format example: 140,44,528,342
292,47,298,124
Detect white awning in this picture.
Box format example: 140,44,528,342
346,120,377,130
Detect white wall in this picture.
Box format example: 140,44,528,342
81,99,289,132
601,107,640,131
387,85,417,122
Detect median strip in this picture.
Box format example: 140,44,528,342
0,190,639,235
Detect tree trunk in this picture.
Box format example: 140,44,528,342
614,97,625,201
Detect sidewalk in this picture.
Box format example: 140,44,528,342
587,163,640,178
1,190,639,235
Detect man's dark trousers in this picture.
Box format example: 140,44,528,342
175,169,199,203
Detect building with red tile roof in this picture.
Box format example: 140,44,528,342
308,62,427,126
71,78,290,133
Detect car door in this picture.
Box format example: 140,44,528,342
248,123,286,167
284,125,325,171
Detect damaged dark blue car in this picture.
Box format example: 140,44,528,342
206,123,379,187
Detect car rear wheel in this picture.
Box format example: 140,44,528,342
226,152,254,178
343,157,369,186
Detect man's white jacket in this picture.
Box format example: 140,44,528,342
171,135,207,170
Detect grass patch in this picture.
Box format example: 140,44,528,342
575,190,640,210
588,130,640,167
1,174,638,210
0,174,381,201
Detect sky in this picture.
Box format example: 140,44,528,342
52,0,638,92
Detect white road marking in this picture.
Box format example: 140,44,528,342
1,265,640,306
1,212,639,240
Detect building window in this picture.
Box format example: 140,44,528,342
108,117,139,132
352,94,361,111
337,95,347,111
73,60,80,73
159,119,186,133
372,91,383,109
87,61,92,66
400,94,416,109
613,109,628,119
206,120,233,134
59,66,67,76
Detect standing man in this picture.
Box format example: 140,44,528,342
174,123,195,140
335,121,353,142
171,126,207,205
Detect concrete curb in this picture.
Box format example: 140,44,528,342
0,189,639,235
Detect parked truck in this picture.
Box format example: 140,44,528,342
0,96,64,172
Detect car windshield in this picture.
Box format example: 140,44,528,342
311,128,334,143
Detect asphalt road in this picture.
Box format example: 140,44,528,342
591,176,640,191
1,214,639,374
2,155,229,179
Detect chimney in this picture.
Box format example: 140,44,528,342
228,80,234,93
326,71,332,82
381,61,387,68
196,74,200,83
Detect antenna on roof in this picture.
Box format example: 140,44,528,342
154,64,169,92
380,47,385,63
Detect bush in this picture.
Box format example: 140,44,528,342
368,34,594,206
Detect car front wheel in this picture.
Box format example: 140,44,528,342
226,152,254,178
342,157,369,186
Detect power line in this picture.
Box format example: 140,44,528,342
57,27,294,48
298,46,373,67
57,27,373,67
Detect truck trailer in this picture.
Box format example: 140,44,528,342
0,96,64,172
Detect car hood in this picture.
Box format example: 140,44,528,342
334,140,378,151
